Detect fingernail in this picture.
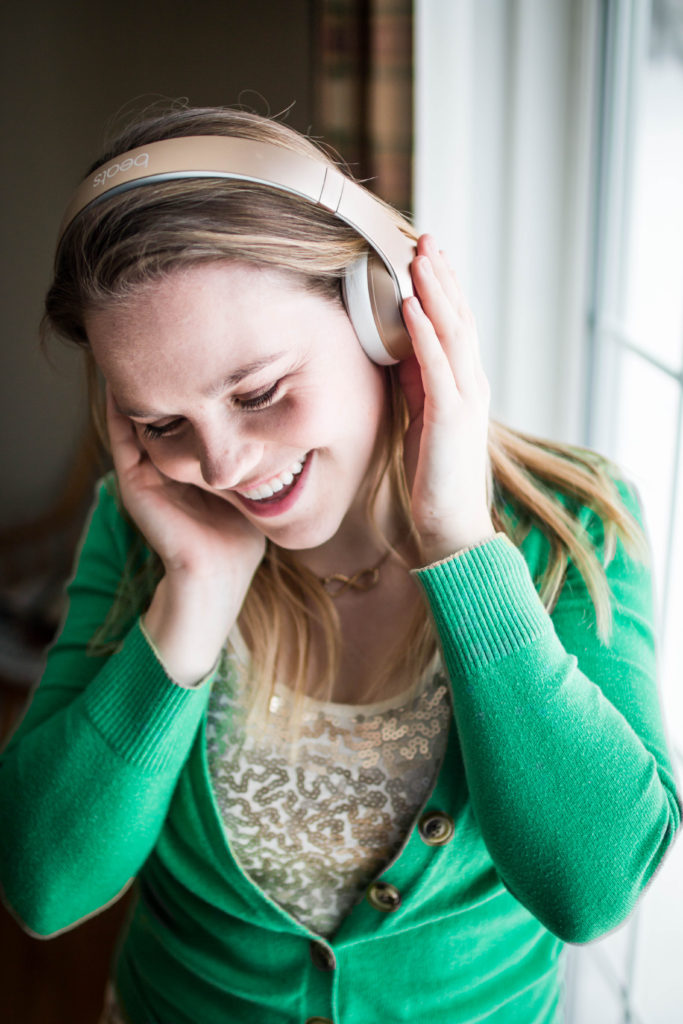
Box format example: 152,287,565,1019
419,256,434,276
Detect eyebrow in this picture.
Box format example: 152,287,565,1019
119,351,289,418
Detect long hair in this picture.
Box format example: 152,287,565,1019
44,104,649,743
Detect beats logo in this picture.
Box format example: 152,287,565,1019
93,153,150,189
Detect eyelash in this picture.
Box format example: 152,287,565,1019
141,381,282,440
240,380,281,411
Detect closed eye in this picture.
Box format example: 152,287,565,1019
235,380,281,411
142,418,184,441
140,381,282,441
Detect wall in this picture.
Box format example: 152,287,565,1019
0,0,315,527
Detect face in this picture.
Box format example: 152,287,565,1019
85,261,390,552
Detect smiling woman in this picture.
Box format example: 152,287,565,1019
86,262,388,553
0,106,680,1024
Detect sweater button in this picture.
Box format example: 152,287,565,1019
366,880,402,912
418,810,455,846
310,940,336,971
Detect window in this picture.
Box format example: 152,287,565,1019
570,2,683,1021
587,0,683,759
414,2,683,1020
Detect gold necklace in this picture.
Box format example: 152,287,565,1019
319,549,392,597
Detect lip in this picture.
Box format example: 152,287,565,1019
232,451,313,518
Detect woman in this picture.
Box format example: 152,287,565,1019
0,106,679,1024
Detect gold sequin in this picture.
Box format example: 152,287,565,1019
206,655,451,938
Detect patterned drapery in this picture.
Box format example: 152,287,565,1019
314,0,413,214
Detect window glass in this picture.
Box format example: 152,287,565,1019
613,347,678,618
600,0,683,753
623,4,683,371
661,434,683,753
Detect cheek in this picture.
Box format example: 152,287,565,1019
338,364,388,433
261,392,331,444
137,435,200,483
292,371,386,456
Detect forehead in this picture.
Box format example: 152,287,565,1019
88,262,303,339
83,261,351,411
86,262,339,366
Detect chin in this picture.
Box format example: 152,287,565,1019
250,499,347,551
258,518,342,554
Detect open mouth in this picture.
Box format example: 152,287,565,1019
233,452,312,517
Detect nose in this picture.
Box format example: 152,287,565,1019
197,430,262,491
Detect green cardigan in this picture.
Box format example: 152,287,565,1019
0,468,680,1024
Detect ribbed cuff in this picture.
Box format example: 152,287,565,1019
83,619,212,772
411,533,552,676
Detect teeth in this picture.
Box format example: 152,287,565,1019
241,454,308,500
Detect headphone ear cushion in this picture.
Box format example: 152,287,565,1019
342,253,395,364
342,252,413,365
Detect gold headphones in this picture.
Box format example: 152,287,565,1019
59,136,416,364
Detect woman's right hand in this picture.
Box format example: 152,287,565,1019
106,387,266,685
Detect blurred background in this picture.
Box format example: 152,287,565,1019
0,1,681,1021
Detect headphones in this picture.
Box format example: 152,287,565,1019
59,136,416,365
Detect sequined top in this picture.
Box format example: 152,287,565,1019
206,641,452,938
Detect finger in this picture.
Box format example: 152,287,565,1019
411,254,452,326
418,235,478,337
439,252,477,338
417,235,466,315
411,257,478,396
105,386,148,476
416,236,476,321
403,296,460,413
416,234,487,381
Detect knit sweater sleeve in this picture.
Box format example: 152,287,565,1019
412,473,681,944
0,478,213,938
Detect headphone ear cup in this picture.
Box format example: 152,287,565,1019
342,252,413,365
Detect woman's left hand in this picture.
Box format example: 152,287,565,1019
399,233,496,564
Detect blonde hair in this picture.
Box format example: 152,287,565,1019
44,105,649,744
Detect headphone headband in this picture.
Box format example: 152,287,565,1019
58,135,414,304
58,134,416,363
